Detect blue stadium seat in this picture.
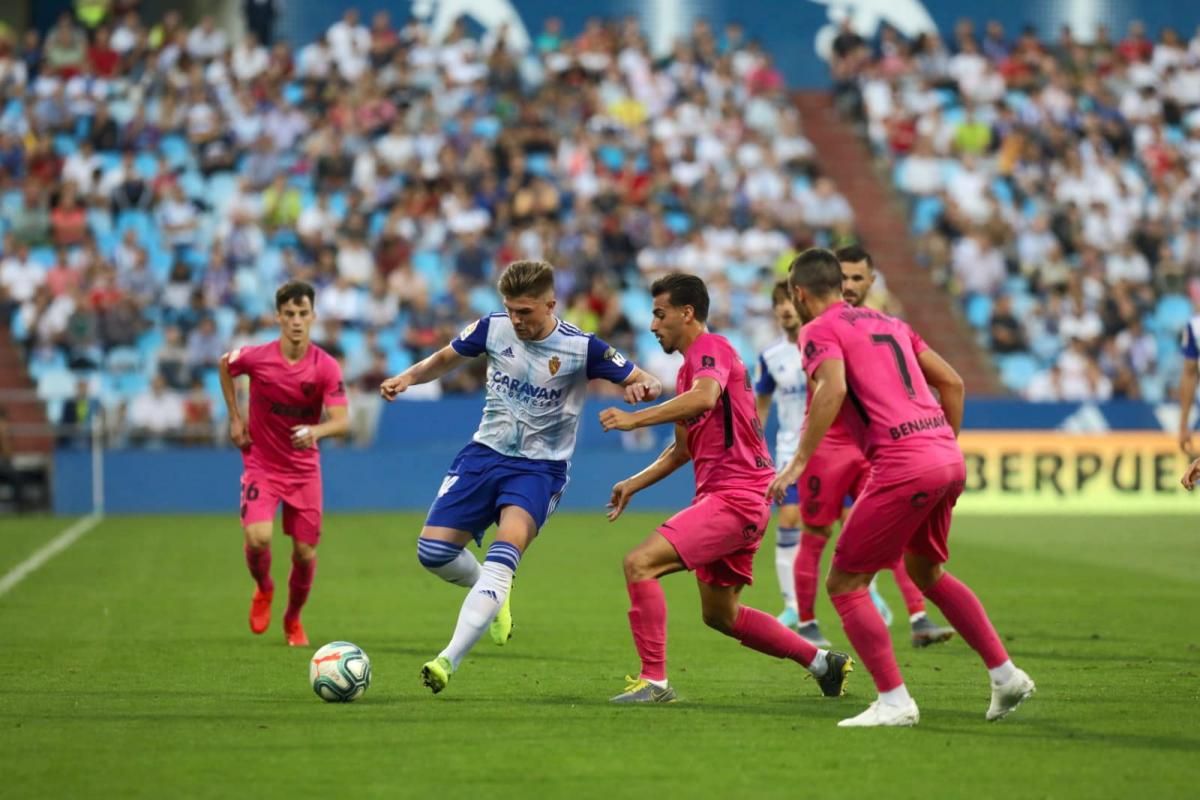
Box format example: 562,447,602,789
727,262,759,288
27,348,66,381
1140,374,1166,403
472,116,501,140
53,134,78,157
664,211,691,235
282,82,304,106
619,289,653,328
178,170,205,199
965,294,992,329
28,246,55,267
136,328,164,363
998,354,1039,393
386,348,413,374
911,196,943,234
527,153,553,177
36,368,77,404
1030,331,1062,364
892,157,909,189
469,285,501,315
1155,295,1193,336
214,306,238,342
134,152,158,179
339,327,365,358
159,134,191,167
105,346,143,375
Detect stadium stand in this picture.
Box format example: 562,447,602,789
0,8,863,446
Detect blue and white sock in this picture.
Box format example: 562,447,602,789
417,537,481,588
775,527,800,614
439,542,521,669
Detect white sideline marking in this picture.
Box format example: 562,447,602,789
0,514,103,598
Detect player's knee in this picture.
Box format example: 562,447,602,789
622,549,654,583
803,524,832,539
904,554,942,591
826,569,869,596
244,525,271,550
700,606,737,634
417,537,460,570
293,541,317,563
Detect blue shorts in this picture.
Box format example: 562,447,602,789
425,442,569,544
782,483,799,506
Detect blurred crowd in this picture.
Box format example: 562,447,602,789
0,6,860,447
831,17,1200,402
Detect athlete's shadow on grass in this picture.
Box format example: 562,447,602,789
368,644,594,664
1008,648,1199,666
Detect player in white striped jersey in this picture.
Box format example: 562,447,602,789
380,260,662,694
1177,314,1200,457
754,281,807,629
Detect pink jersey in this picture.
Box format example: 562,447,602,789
800,369,862,450
801,302,961,479
228,340,347,478
677,332,775,496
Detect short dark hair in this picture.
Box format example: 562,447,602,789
834,245,873,269
771,280,793,306
650,273,710,322
498,260,555,298
788,248,843,297
276,280,315,310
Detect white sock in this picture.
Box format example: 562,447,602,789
430,548,482,588
642,677,668,689
909,611,927,624
988,659,1017,686
808,648,829,677
879,684,913,708
439,560,514,669
775,527,800,613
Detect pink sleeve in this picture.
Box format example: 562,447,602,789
908,324,929,356
801,318,843,379
322,356,348,408
687,336,731,390
226,344,259,378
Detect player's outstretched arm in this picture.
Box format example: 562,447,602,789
608,423,691,521
755,391,773,431
917,348,965,436
380,345,470,401
619,366,664,405
599,377,721,432
1179,360,1198,456
768,359,845,501
218,350,250,448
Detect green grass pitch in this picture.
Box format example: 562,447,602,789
1,511,1197,798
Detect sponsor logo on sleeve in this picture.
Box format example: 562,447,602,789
301,382,317,397
603,346,627,368
459,320,479,341
700,355,716,369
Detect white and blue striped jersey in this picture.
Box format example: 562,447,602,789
755,337,807,469
450,314,634,462
1181,315,1200,362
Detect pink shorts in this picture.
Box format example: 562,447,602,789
832,460,965,574
658,489,772,588
240,469,323,545
798,441,870,528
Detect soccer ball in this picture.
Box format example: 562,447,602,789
309,641,372,703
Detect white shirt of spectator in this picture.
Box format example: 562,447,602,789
111,23,137,54
129,387,186,434
0,254,43,303
37,294,76,343
297,202,337,243
157,198,198,247
1059,303,1103,342
740,226,789,267
950,235,1005,296
298,41,334,79
948,163,990,222
1106,247,1151,284
232,41,270,83
62,150,102,195
336,241,374,285
376,130,415,168
901,153,942,196
317,282,364,323
187,26,229,61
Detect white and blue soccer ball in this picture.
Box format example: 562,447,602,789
309,641,371,703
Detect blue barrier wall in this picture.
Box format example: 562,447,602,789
54,395,1177,514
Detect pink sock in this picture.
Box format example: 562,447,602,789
794,533,828,621
245,545,273,593
922,572,1009,668
831,589,904,692
284,555,316,623
891,559,926,616
627,579,668,681
731,606,817,666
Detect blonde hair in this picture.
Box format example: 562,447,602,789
497,260,555,298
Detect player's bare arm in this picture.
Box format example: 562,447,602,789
916,348,965,436
619,366,664,405
599,376,721,432
768,359,846,501
755,391,773,430
1179,360,1198,456
608,423,691,521
218,349,250,448
380,344,471,401
290,404,349,449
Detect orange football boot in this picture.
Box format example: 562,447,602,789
249,589,273,634
284,617,309,647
